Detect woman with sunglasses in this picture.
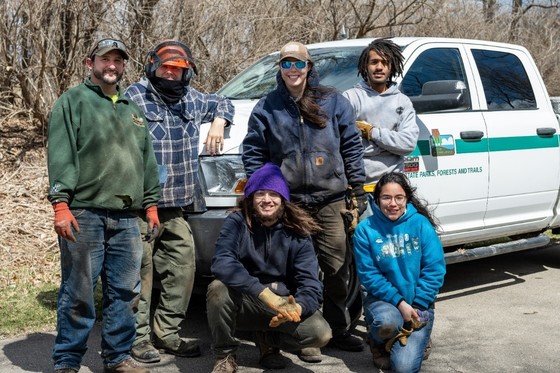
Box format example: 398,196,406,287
353,171,446,372
242,41,367,364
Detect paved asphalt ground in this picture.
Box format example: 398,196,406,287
1,244,560,373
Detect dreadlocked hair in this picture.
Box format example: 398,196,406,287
373,171,440,230
358,38,404,84
297,66,336,129
235,196,322,237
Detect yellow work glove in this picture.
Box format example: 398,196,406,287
356,120,374,140
258,288,301,323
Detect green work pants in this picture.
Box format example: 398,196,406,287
135,208,196,345
207,279,332,358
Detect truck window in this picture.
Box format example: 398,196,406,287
472,49,536,110
401,48,467,100
217,47,362,99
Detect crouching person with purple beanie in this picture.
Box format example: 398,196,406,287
207,163,332,372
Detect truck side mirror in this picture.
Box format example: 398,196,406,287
409,80,471,113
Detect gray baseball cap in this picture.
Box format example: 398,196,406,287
89,38,129,60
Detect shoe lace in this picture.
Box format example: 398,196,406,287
213,355,237,373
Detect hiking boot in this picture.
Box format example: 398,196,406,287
211,354,238,373
131,340,160,363
328,333,365,352
103,358,150,373
370,343,390,370
296,347,323,363
54,369,78,373
254,331,288,369
153,337,201,357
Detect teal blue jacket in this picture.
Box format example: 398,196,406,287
353,203,446,309
47,79,160,210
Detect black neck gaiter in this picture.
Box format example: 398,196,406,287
150,77,185,104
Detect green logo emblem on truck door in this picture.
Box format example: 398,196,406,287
430,129,455,156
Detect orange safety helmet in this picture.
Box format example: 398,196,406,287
155,44,191,69
144,40,198,83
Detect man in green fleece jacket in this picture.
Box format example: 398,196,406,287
47,38,160,373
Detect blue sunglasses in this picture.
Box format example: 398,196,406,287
280,60,307,69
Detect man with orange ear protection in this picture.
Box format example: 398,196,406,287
124,39,234,363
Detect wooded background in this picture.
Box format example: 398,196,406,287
0,0,559,337
1,0,559,146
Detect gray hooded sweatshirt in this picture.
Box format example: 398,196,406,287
343,80,419,184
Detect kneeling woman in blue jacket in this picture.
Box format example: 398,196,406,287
353,172,446,373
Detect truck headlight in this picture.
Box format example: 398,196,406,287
199,155,247,197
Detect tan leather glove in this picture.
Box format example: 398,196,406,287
385,324,414,352
258,288,301,322
356,120,374,140
385,316,428,352
268,296,303,327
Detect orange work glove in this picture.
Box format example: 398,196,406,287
145,205,161,243
53,202,79,242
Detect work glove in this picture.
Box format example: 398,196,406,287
356,120,374,141
416,309,430,325
385,309,429,352
53,202,79,242
145,205,161,243
258,288,301,323
385,324,414,352
350,185,368,216
269,297,303,327
341,208,359,233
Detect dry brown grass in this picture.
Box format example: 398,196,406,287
0,118,60,338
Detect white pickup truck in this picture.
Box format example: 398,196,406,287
188,37,560,319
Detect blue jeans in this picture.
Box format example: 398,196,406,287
364,297,434,373
52,209,143,371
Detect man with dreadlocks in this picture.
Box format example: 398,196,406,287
343,38,419,190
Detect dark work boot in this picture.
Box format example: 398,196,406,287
254,331,288,369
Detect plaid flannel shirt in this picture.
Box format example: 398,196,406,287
124,77,234,208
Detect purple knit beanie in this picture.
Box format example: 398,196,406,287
244,163,290,202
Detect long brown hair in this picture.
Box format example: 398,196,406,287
295,65,336,129
236,196,321,237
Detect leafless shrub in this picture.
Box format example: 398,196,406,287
1,0,559,129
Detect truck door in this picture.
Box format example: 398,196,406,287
468,46,560,231
399,42,489,245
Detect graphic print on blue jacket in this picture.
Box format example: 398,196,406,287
353,202,446,310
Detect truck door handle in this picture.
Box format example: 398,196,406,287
460,131,484,141
536,127,556,137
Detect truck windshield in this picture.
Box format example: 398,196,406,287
217,46,364,99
